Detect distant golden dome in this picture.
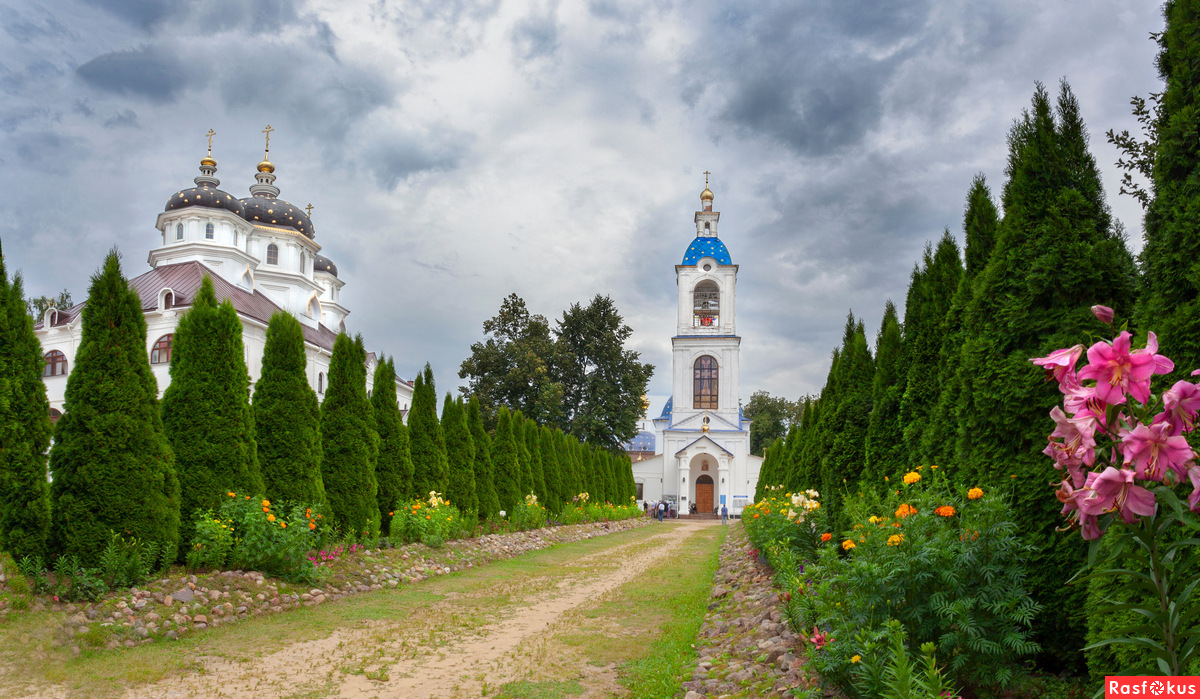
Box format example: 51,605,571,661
701,186,714,201
257,159,275,173
200,155,217,168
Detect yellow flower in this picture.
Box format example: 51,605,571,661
868,516,882,525
267,514,275,522
262,499,270,507
842,539,856,550
851,655,861,663
227,492,235,497
902,471,920,485
887,534,904,546
931,464,939,469
968,487,984,500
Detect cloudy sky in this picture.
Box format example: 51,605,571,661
0,0,1167,414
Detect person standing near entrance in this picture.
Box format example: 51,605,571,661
720,503,727,524
658,501,666,522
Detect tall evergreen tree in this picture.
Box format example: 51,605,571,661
254,312,325,507
1136,0,1200,380
467,396,500,518
513,411,534,496
539,425,563,512
492,406,521,514
755,437,785,499
162,276,262,555
49,250,180,565
898,233,962,461
523,419,547,503
953,82,1137,670
0,245,52,561
320,334,380,537
409,363,449,497
921,175,1000,468
863,301,905,485
442,394,479,513
818,315,874,530
372,357,412,533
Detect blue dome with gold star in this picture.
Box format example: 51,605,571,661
682,237,732,265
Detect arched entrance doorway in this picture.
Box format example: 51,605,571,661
695,474,714,514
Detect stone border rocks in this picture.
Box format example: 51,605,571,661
682,523,811,698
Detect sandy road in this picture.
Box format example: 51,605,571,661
133,520,715,698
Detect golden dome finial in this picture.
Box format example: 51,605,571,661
701,170,714,201
200,128,217,167
258,124,275,173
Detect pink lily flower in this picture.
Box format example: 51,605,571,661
1032,345,1084,385
1091,305,1115,325
1119,421,1195,482
1155,380,1200,436
808,626,832,650
1061,376,1110,424
1188,465,1200,513
1056,478,1080,516
1077,467,1157,525
1078,332,1172,405
1044,407,1097,486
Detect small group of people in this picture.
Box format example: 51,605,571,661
643,500,673,521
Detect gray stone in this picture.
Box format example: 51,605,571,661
171,588,194,604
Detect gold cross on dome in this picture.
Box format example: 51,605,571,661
703,170,711,187
205,129,215,155
262,125,274,157
305,203,314,217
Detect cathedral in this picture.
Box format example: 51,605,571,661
632,181,763,515
34,130,413,418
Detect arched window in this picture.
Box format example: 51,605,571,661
205,222,214,239
693,355,718,409
318,372,325,393
175,223,184,240
266,244,279,265
300,252,306,273
43,350,67,377
49,408,62,424
693,280,720,328
151,334,173,364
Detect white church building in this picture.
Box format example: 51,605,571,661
632,182,763,515
34,134,413,419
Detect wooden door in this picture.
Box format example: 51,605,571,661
696,475,714,514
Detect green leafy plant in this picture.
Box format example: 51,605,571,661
185,511,235,571
99,532,163,589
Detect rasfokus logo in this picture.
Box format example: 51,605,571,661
1106,677,1200,697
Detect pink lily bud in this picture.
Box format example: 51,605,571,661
1091,305,1114,324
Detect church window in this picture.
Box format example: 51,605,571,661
693,355,718,409
175,223,183,240
266,244,279,265
151,334,173,364
318,372,325,394
693,280,720,328
205,223,214,239
43,350,67,377
49,408,62,424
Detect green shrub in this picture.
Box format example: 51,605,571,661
390,492,462,544
511,494,548,531
212,491,329,583
99,532,164,589
185,511,236,571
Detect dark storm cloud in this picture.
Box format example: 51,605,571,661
76,45,194,103
368,127,472,189
511,7,560,61
685,0,934,157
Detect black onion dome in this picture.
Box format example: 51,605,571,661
239,196,315,239
165,185,246,217
313,253,338,277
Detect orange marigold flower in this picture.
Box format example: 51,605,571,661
227,492,235,497
309,521,316,530
895,503,917,518
821,533,832,542
262,507,270,513
968,487,984,500
887,534,904,546
842,539,856,550
267,514,275,522
902,471,921,485
280,522,287,528
935,506,956,517
262,499,270,507
753,514,760,519
425,515,431,520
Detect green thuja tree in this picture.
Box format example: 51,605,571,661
409,364,448,497
468,396,499,518
254,312,325,507
372,357,412,533
1135,0,1200,380
162,276,262,556
898,233,962,462
0,245,52,561
953,81,1138,671
49,250,180,566
818,314,874,529
320,334,380,537
492,406,521,515
524,419,547,504
513,411,534,497
442,394,478,514
921,175,1000,469
863,300,905,486
539,425,563,512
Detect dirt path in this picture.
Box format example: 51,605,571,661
134,520,716,698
